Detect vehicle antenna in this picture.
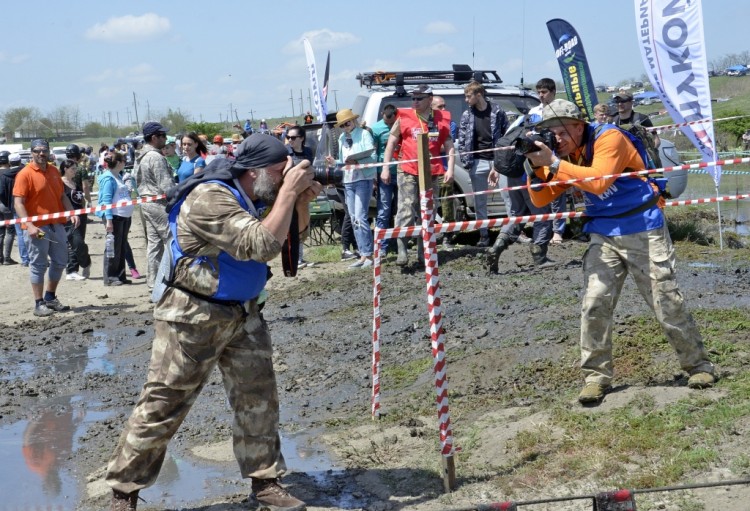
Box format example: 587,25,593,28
472,17,476,68
520,2,526,89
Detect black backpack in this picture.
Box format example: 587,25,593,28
493,122,533,178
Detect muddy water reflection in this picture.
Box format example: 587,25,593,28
0,330,343,510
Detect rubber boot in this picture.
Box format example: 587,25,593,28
530,243,555,268
485,233,510,274
395,238,409,266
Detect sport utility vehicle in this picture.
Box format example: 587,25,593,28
351,65,541,220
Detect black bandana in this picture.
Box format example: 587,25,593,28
233,133,289,170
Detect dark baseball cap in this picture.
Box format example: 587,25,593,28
142,121,169,138
614,92,634,102
410,85,433,96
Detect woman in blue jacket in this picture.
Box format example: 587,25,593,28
96,151,135,286
176,132,207,183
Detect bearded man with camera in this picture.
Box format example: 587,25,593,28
524,99,716,405
106,134,320,511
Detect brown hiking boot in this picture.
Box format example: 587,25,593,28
578,382,611,404
688,371,716,389
111,489,139,511
249,478,306,511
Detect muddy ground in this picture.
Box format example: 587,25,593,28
1,214,750,511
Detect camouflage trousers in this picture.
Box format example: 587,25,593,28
580,225,714,385
395,171,453,230
140,201,171,289
105,300,285,494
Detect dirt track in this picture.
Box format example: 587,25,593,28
1,213,750,511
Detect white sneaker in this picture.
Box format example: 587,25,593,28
66,272,86,281
81,266,91,279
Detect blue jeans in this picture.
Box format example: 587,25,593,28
14,215,29,264
344,179,374,257
376,173,396,251
26,223,68,284
470,159,492,237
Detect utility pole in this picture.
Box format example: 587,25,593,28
107,111,113,138
289,89,295,117
248,110,255,123
299,89,303,118
332,90,339,111
126,107,131,126
307,88,313,113
146,100,151,120
132,92,140,128
116,111,120,127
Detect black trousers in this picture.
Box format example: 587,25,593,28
66,215,91,273
103,216,131,283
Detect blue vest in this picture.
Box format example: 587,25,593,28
168,180,267,302
579,124,666,237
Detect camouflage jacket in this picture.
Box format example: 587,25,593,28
154,183,281,324
134,144,174,198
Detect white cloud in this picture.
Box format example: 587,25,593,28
283,29,360,54
0,51,29,64
85,13,170,43
85,63,160,85
424,21,456,35
406,43,454,58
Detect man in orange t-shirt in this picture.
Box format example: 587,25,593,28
13,139,79,317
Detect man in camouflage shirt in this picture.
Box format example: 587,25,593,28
133,121,174,289
106,134,321,511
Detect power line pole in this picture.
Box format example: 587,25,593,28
299,89,303,118
126,107,131,126
307,88,312,113
146,100,151,120
248,110,255,123
289,89,295,117
116,111,120,127
132,92,140,128
332,90,339,111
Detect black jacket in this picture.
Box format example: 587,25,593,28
0,165,22,213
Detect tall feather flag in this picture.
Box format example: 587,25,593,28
303,38,328,123
546,19,599,122
634,0,720,187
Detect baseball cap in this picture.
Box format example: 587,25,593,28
536,99,587,128
410,85,433,96
614,92,634,102
142,121,169,138
9,153,22,164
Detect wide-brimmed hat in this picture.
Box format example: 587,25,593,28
231,133,243,143
335,109,359,127
536,99,587,128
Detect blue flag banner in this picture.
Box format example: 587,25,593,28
546,18,599,122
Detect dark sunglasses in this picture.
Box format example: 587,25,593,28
412,96,430,102
615,99,632,104
32,149,49,154
341,120,353,128
286,135,302,140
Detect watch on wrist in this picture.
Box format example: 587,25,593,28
549,158,561,174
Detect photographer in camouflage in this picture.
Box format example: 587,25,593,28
106,134,321,511
525,99,716,405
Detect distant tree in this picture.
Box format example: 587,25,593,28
183,121,223,137
2,106,41,132
714,108,750,146
48,106,81,133
160,108,191,134
84,122,108,138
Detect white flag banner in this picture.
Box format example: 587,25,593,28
303,38,328,123
634,0,721,186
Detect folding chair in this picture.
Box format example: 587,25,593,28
306,196,337,246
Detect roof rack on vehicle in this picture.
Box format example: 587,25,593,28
356,64,502,89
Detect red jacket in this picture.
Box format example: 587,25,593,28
396,108,451,176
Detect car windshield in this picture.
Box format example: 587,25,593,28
373,93,539,126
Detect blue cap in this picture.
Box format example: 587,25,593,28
142,121,169,138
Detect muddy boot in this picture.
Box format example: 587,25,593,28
530,243,556,268
110,489,139,511
395,238,409,266
249,478,306,511
485,233,510,274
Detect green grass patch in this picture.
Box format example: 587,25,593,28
382,356,433,389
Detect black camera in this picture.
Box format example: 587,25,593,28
312,160,344,186
514,129,557,156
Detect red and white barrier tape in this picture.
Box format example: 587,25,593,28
647,114,750,133
3,194,167,227
372,238,383,419
419,189,454,456
443,156,750,203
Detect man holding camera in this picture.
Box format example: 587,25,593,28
106,134,320,511
525,99,716,405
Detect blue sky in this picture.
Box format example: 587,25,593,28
1,0,746,127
